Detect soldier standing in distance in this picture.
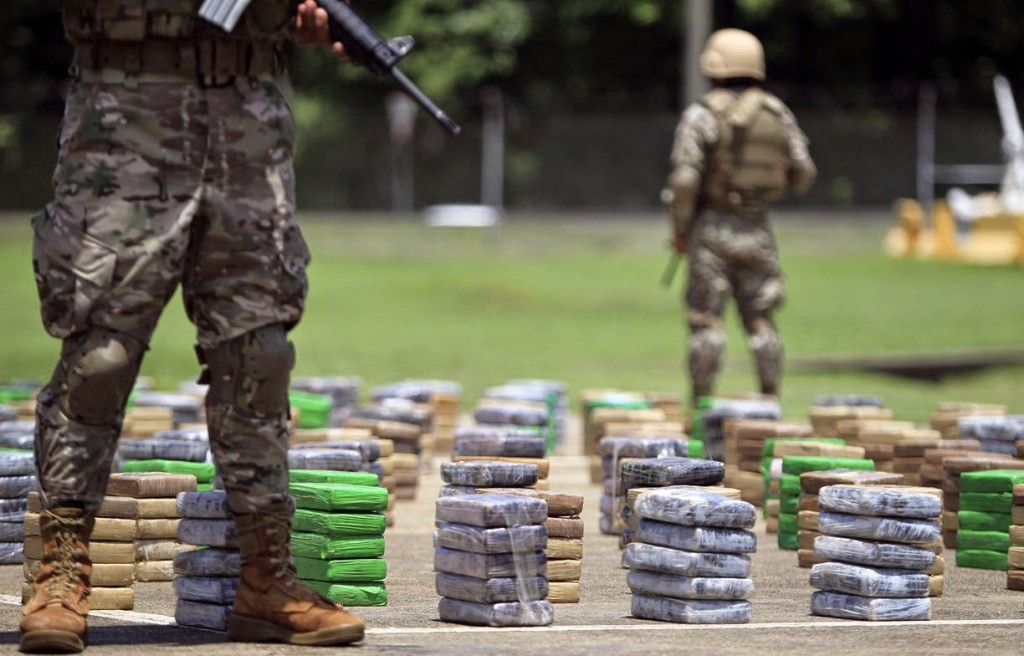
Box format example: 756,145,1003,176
662,28,816,405
23,1,363,651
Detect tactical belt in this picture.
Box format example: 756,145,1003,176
73,38,283,85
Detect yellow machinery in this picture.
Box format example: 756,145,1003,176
885,197,1024,266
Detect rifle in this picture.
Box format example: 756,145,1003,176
199,0,462,135
660,252,682,288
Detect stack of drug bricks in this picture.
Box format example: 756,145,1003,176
25,473,195,611
291,376,363,427
479,382,563,455
596,436,689,538
774,455,875,551
760,437,859,535
797,470,915,572
624,485,741,555
434,490,553,625
618,458,728,550
370,380,462,456
451,426,552,493
289,430,397,526
347,400,431,502
507,379,573,452
128,391,204,432
939,454,1024,549
697,398,781,463
174,490,242,631
810,399,892,439
955,469,1024,572
724,419,814,506
929,402,1006,438
810,485,942,621
580,389,669,482
119,428,216,492
625,488,756,624
958,415,1024,457
0,447,34,564
288,470,390,606
1009,483,1024,590
835,420,940,474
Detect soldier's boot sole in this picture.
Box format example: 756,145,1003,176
19,629,85,654
228,614,365,646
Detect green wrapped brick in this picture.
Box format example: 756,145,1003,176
294,556,387,582
956,549,1010,571
778,531,798,550
289,482,389,512
290,470,380,488
292,533,385,560
780,496,799,514
689,440,703,459
960,469,1024,494
780,475,802,497
779,512,798,534
304,580,388,606
781,456,874,476
196,483,214,492
293,509,386,537
958,511,1012,532
762,438,845,462
959,492,1013,514
121,459,215,483
956,530,1010,552
289,390,332,429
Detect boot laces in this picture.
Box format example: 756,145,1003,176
42,514,85,600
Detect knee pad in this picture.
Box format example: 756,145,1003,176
204,324,295,418
64,328,145,425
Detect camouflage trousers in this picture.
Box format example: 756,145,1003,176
32,76,309,514
684,210,785,401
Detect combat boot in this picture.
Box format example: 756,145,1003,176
229,503,365,646
20,507,94,654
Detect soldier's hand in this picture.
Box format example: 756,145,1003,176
295,0,349,60
671,234,687,255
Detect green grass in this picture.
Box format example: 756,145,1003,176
2,211,1024,422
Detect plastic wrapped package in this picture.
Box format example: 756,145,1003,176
818,485,941,519
290,469,380,487
453,435,547,459
435,523,547,554
810,562,930,598
174,576,239,604
635,490,756,529
438,598,553,627
473,405,548,428
959,492,1013,513
177,518,237,548
622,542,751,578
434,546,546,579
436,572,549,604
0,498,27,514
0,432,34,450
813,535,936,570
812,395,883,408
438,485,479,497
630,593,752,624
306,580,388,606
291,533,385,560
800,469,907,496
288,448,364,472
0,541,23,564
289,482,389,512
293,440,381,462
636,519,756,554
957,416,1024,442
362,462,385,479
477,489,584,517
810,590,931,621
957,530,1010,552
293,556,387,582
0,451,35,476
175,598,231,631
956,549,1010,570
620,458,725,489
153,428,208,442
599,437,689,459
173,548,241,577
440,462,539,488
119,439,208,463
136,540,195,561
435,494,548,528
121,459,215,482
0,475,35,499
957,510,1011,532
293,509,386,537
176,491,231,519
0,521,25,542
818,512,940,545
627,569,753,600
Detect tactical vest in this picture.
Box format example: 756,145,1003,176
62,0,291,78
700,88,790,216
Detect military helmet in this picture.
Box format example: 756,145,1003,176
700,29,765,81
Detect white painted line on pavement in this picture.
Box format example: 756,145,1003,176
0,595,177,627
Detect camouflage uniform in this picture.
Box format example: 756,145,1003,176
33,0,307,516
662,87,816,401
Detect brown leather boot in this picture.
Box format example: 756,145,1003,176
20,507,94,654
229,503,365,646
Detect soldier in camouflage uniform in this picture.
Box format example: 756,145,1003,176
23,1,364,651
662,28,816,404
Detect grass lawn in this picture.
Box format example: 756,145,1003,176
1,211,1022,423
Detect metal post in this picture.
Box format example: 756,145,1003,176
480,86,505,209
684,0,713,107
916,83,936,219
